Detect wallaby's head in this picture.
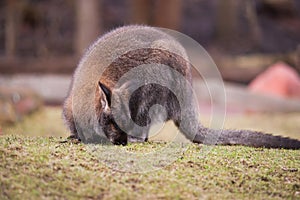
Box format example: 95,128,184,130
95,81,128,145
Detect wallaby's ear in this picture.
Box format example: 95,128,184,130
98,81,111,107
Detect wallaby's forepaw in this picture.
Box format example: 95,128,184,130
128,135,148,143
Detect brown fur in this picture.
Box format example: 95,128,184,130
63,25,300,149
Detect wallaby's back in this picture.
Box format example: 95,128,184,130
63,25,189,142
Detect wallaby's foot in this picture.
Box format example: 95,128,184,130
59,134,80,144
67,134,80,140
66,134,81,144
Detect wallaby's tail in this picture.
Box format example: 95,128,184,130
193,127,300,149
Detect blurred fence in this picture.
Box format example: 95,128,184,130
0,0,300,82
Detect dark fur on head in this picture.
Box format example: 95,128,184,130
95,82,127,145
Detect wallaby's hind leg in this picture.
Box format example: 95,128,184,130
168,91,206,144
173,118,206,144
62,95,79,139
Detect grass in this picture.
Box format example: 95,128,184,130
0,107,300,199
0,135,299,199
1,107,68,138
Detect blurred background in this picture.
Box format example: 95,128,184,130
0,0,300,139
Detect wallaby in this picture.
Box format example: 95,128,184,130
63,25,300,149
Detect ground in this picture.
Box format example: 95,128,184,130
0,107,300,199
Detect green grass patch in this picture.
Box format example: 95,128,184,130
1,107,300,199
0,135,299,199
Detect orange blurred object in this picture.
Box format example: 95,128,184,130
248,62,300,99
